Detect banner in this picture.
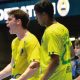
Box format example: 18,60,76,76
0,0,80,23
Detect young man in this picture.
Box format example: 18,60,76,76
34,0,74,80
0,9,40,80
74,39,80,54
72,39,80,80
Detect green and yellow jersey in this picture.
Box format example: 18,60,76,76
11,31,40,80
40,22,72,80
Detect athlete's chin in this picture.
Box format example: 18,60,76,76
9,30,14,34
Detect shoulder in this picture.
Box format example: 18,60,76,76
24,31,40,45
11,37,19,48
12,37,18,44
46,22,68,35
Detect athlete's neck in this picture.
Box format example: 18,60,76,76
45,20,56,27
17,29,28,40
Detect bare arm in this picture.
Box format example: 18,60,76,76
17,61,40,80
0,58,14,80
74,75,80,80
0,63,12,79
41,54,59,80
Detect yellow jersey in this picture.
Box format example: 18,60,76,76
11,31,40,80
40,22,72,80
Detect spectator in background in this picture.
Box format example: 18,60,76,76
72,39,80,79
74,39,80,54
73,52,80,80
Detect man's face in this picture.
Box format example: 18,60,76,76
35,11,46,26
6,15,18,34
74,45,80,54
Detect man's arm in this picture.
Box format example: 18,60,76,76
17,61,40,80
74,75,80,80
0,63,12,80
41,54,59,80
0,58,14,80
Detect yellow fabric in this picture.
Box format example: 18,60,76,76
11,31,40,80
40,22,72,80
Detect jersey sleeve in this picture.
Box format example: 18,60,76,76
29,42,40,62
47,33,65,56
24,37,40,63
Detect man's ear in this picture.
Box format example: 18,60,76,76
17,19,21,24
